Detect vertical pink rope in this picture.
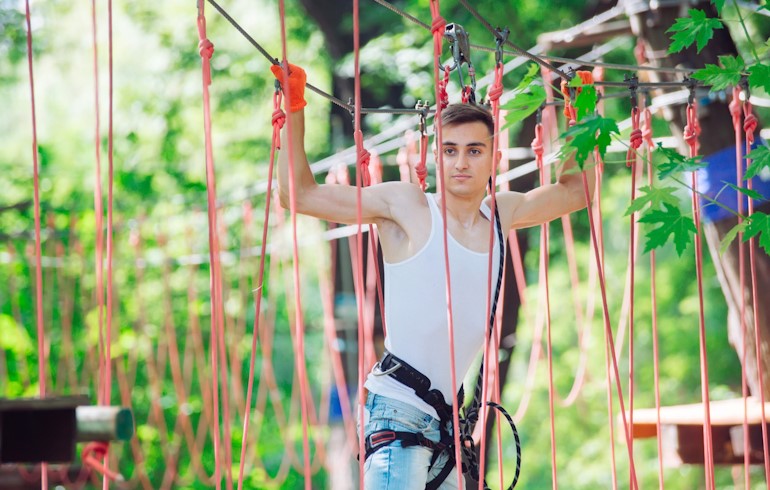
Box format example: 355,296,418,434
626,105,642,486
742,96,770,488
351,1,369,487
23,1,47,488
428,3,463,487
90,0,106,410
195,3,227,488
642,102,665,490
683,100,716,489
478,60,504,489
236,91,284,490
729,87,751,490
275,2,312,488
532,119,559,489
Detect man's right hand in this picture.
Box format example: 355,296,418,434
270,62,307,113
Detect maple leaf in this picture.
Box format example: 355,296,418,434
712,0,725,14
667,9,723,54
692,55,745,91
638,203,697,256
743,212,770,255
748,63,770,95
745,145,770,180
724,182,766,201
574,85,597,121
561,114,619,168
502,64,546,128
719,221,748,255
625,185,681,216
655,145,707,179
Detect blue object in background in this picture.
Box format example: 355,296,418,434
698,141,770,224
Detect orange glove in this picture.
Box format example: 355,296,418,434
270,62,307,113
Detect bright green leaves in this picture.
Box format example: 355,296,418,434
502,64,546,128
745,145,770,180
625,185,680,216
638,204,698,256
667,9,723,54
712,0,725,14
745,212,770,253
655,145,707,179
692,55,745,91
561,115,619,168
748,63,770,94
627,185,696,256
727,213,770,255
567,76,598,121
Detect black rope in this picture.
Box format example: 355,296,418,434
456,0,570,81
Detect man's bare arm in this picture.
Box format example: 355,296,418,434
494,145,596,230
277,109,402,225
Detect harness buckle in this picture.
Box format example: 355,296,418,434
368,430,396,448
372,359,402,376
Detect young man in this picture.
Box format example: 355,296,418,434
272,64,593,489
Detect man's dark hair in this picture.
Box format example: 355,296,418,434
440,103,494,136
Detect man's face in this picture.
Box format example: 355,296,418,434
435,121,494,197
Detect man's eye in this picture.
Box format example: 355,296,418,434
444,148,455,155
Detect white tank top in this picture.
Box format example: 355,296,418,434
364,193,503,419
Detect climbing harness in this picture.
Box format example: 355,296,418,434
363,204,521,489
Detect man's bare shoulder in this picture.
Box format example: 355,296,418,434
371,181,428,209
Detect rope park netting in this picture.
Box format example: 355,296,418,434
6,0,770,488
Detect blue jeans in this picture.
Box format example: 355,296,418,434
360,392,462,489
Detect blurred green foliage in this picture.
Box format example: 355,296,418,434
1,0,768,488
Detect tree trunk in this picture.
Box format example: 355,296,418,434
628,0,770,398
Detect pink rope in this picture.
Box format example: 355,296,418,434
643,103,665,490
684,100,716,490
275,1,313,487
237,91,284,490
428,2,463,487
23,1,47,487
743,95,770,488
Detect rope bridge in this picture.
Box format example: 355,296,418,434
3,0,770,489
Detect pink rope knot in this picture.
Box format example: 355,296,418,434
683,103,700,155
744,111,758,144
82,442,122,482
627,129,643,167
416,132,428,190
531,123,544,163
359,149,371,187
438,66,451,109
488,81,503,103
355,129,371,187
272,91,286,148
642,115,654,149
198,38,214,60
729,87,742,129
431,15,446,34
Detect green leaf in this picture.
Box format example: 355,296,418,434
638,203,697,256
691,55,745,91
745,145,770,180
748,63,770,94
724,182,765,201
573,85,597,121
561,114,619,168
667,9,723,54
501,64,546,128
712,0,725,14
655,145,707,179
625,185,680,216
743,212,770,254
719,221,748,255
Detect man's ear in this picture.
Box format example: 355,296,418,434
496,150,502,166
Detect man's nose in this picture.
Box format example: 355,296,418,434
454,152,469,169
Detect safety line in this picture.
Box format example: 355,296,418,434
683,98,716,490
743,95,770,489
195,1,230,488
23,0,47,487
274,1,313,487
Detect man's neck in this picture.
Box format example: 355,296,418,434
435,192,486,229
